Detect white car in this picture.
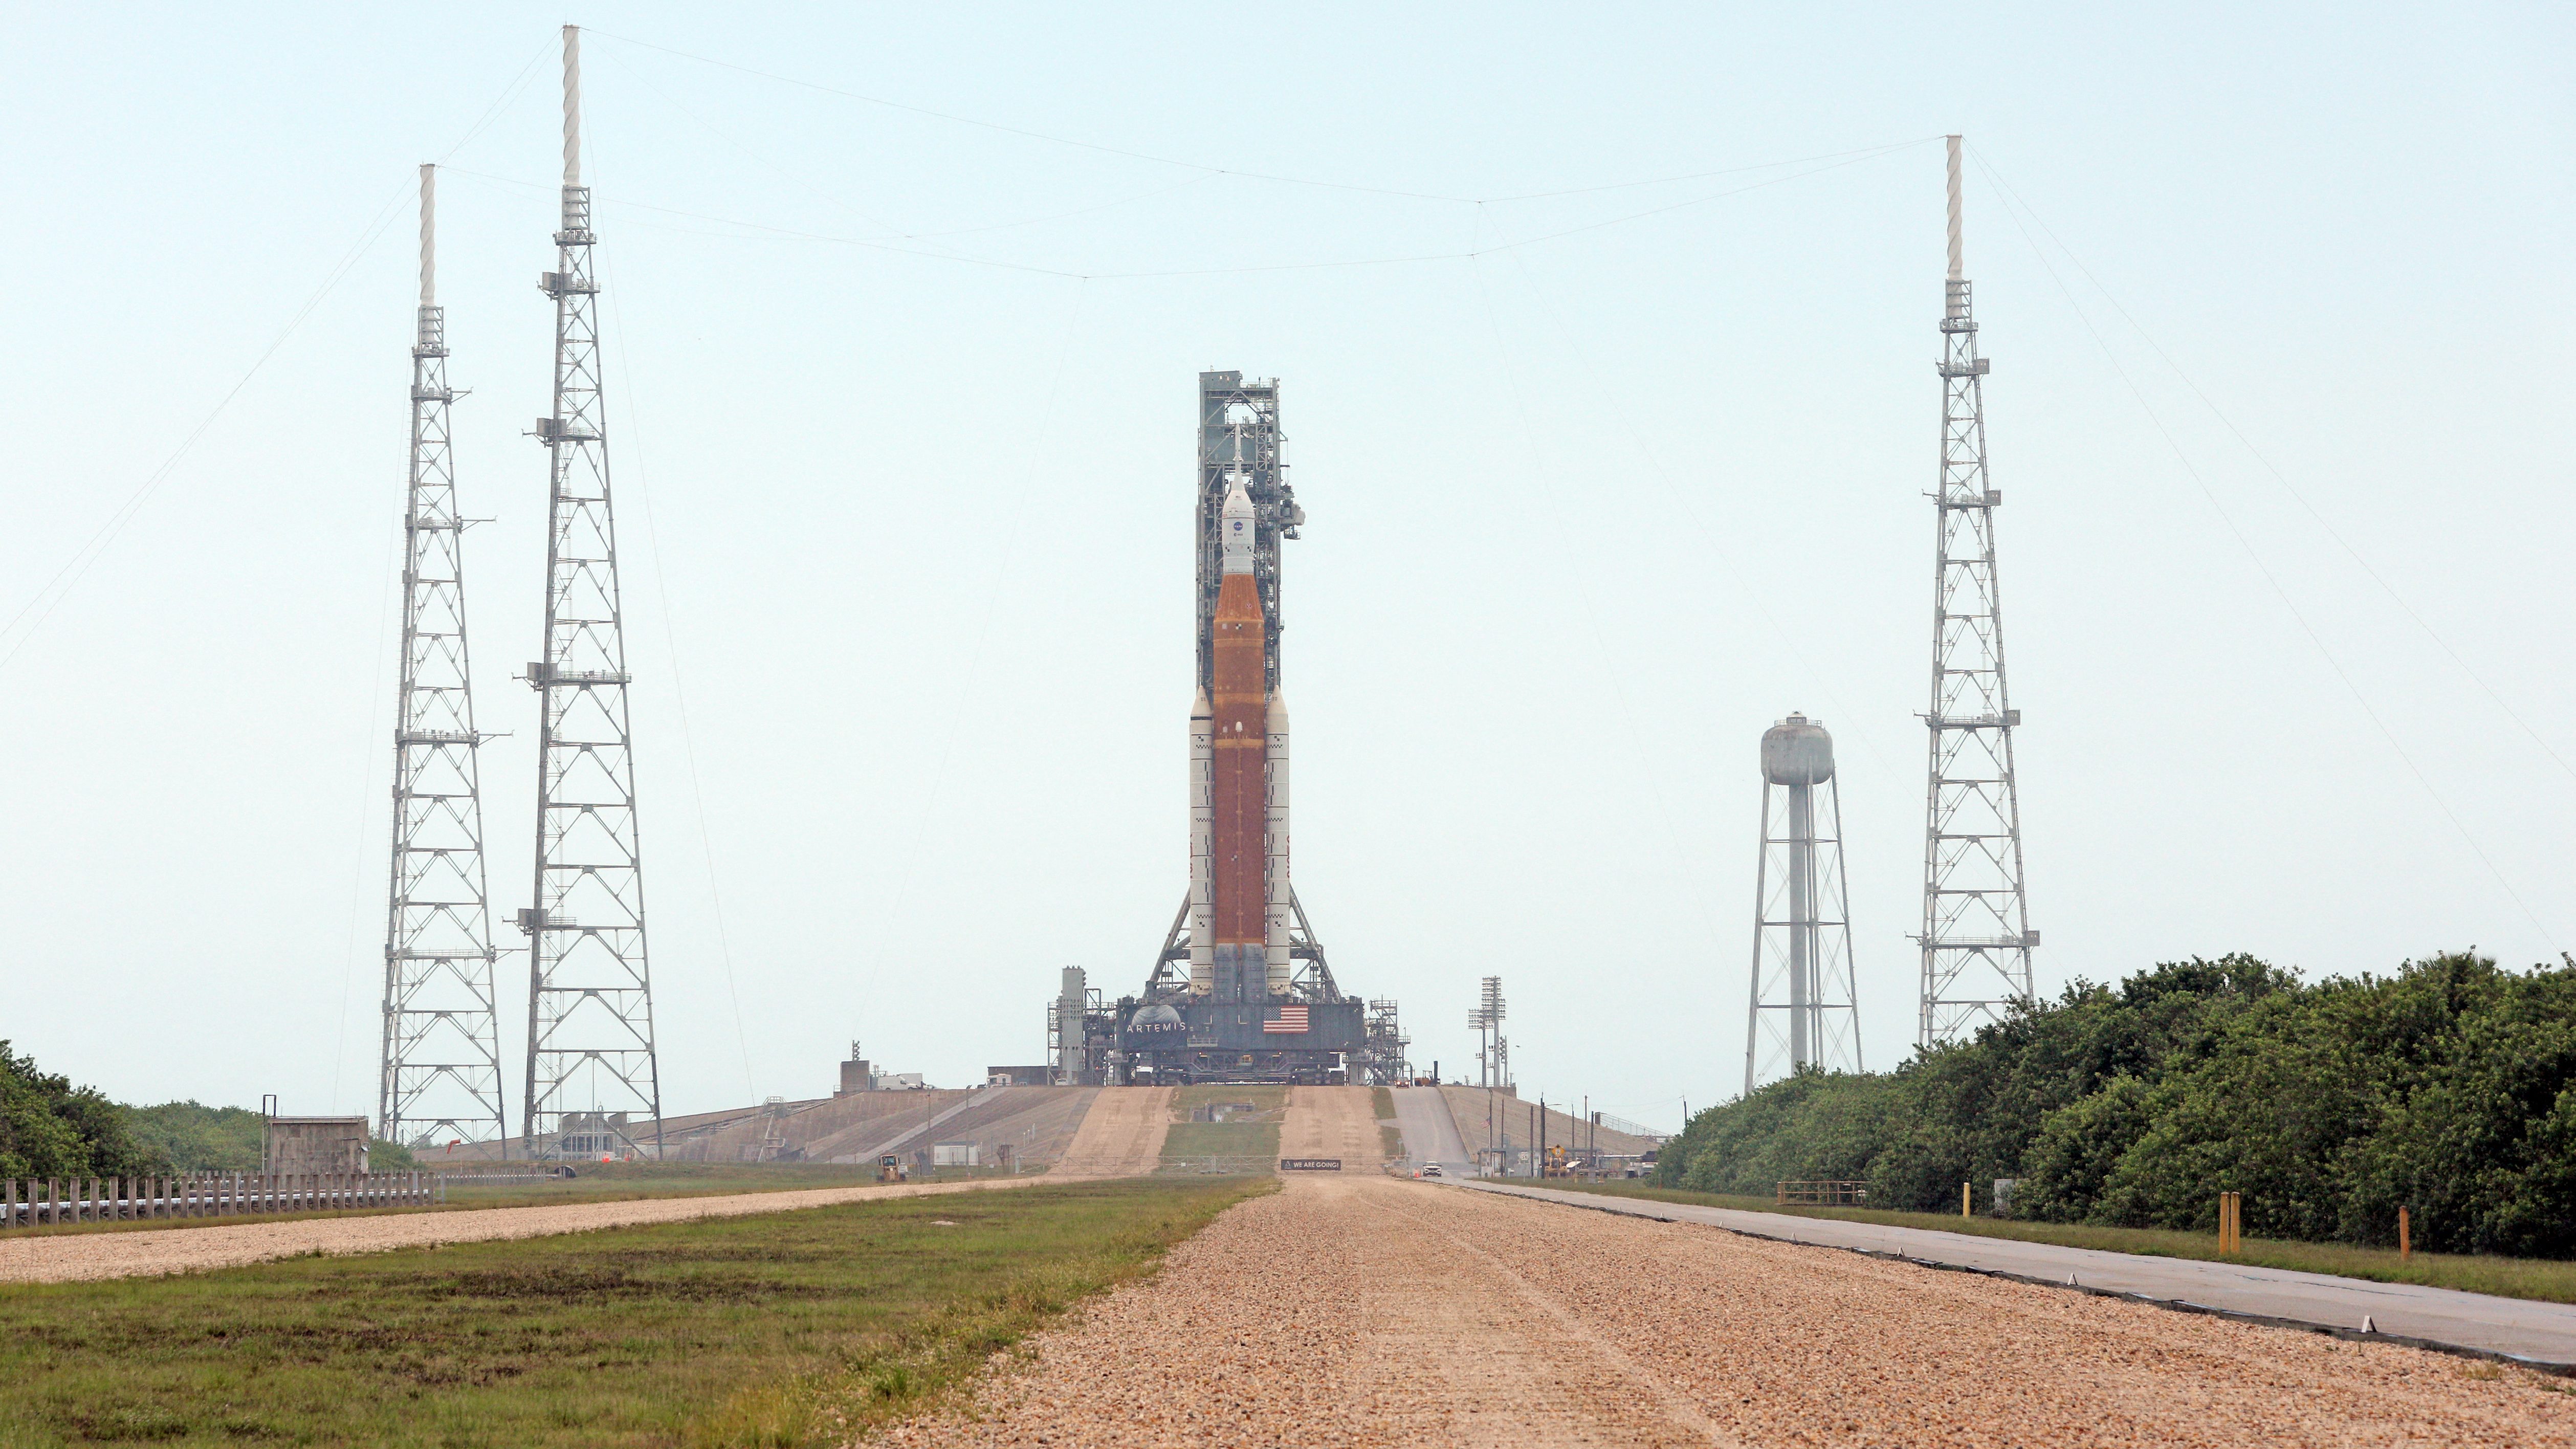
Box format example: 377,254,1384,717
1420,1162,1444,1178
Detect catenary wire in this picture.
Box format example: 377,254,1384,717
1495,245,1906,780
1967,148,2561,953
1467,247,1732,951
594,28,1939,212
596,187,764,1107
854,278,1095,1014
597,43,1226,249
1967,143,2576,793
440,140,1926,282
0,37,554,678
332,511,410,1113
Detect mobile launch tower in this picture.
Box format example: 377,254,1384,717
1052,373,1404,1086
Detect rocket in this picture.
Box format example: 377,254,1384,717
1190,476,1292,1003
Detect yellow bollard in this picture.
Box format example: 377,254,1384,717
2399,1206,2411,1262
1962,1180,1971,1218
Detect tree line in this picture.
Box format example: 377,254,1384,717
1,1042,417,1178
1660,952,2576,1258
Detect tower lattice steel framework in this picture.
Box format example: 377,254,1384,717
1918,135,2037,1046
520,25,662,1158
379,163,509,1152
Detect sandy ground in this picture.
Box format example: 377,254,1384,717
0,1177,1042,1285
1051,1086,1173,1176
892,1173,2576,1447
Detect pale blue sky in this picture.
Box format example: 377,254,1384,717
1,3,2570,1129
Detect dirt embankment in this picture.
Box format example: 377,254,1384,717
1051,1087,1174,1177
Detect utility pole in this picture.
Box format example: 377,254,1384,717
1918,135,2037,1047
378,163,508,1155
520,25,662,1159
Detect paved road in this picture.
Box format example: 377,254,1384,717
1388,1084,1471,1175
1465,1179,2576,1369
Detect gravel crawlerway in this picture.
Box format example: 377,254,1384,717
1051,1086,1174,1176
0,1177,1044,1285
889,1172,2576,1447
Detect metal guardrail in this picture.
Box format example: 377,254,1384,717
1776,1180,1869,1205
3,1171,444,1227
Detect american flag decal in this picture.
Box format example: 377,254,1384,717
1264,1005,1310,1034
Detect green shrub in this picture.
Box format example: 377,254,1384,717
122,1100,263,1172
0,1041,153,1179
1662,952,2576,1257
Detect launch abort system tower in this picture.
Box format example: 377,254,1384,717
1056,372,1404,1086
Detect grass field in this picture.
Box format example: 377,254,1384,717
1159,1087,1284,1172
1159,1123,1282,1165
0,1176,1265,1447
1560,1181,2576,1306
1166,1085,1286,1117
436,1161,1032,1209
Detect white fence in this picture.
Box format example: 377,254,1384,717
2,1171,443,1227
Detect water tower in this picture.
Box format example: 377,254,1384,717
1745,714,1862,1092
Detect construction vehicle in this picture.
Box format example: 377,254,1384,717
1543,1144,1573,1179
877,1153,905,1184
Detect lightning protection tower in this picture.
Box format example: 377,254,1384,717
379,164,509,1153
1745,715,1860,1092
520,25,662,1159
1919,135,2037,1046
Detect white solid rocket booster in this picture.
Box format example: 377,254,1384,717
1264,692,1292,996
1188,687,1214,996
